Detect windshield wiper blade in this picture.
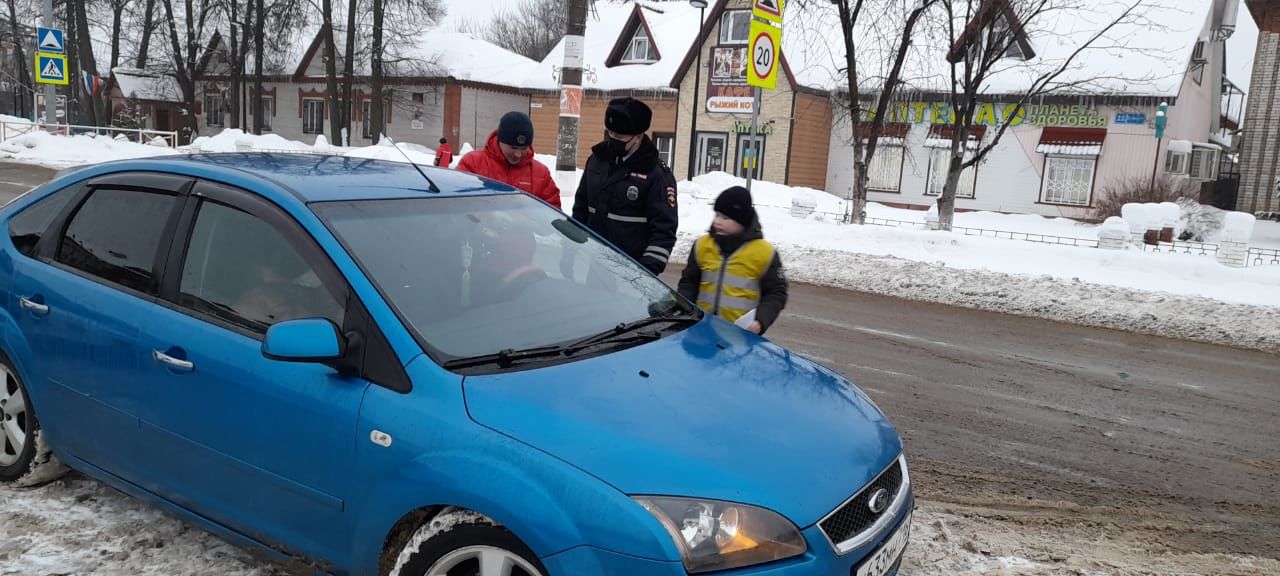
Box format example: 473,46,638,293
442,314,701,371
564,313,700,352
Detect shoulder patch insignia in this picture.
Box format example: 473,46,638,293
666,186,677,208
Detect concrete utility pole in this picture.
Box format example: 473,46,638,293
555,0,589,172
42,0,55,124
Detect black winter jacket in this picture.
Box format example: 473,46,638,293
572,136,679,273
677,221,788,333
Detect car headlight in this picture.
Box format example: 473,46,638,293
633,496,807,573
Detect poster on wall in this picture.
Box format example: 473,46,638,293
707,46,753,114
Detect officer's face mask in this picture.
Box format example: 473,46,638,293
604,131,636,157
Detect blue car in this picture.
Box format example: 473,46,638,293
0,154,911,576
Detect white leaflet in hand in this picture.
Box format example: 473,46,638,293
734,308,757,329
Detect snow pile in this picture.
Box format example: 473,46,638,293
345,137,437,165
1222,212,1257,243
188,129,314,153
1177,198,1226,242
0,130,180,168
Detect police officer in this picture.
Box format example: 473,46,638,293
572,97,678,274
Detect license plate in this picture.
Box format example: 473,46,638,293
855,513,911,576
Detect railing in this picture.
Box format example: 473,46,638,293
758,201,1277,267
0,121,178,148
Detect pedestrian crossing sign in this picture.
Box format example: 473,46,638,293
36,52,68,85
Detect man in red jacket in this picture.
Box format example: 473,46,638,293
456,112,561,209
434,137,453,167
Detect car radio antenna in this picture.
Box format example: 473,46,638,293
385,136,441,193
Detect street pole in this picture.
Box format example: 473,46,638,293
745,88,761,191
686,1,707,180
555,0,589,172
41,0,54,125
1151,101,1168,191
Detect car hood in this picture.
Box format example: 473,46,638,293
461,318,903,527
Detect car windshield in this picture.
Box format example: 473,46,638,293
313,194,695,361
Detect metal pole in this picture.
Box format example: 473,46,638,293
745,87,761,191
1150,137,1160,191
41,0,55,125
686,5,705,180
555,0,589,172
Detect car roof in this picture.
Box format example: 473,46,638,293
97,153,523,203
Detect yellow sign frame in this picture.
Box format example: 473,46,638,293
747,19,781,90
35,52,68,86
752,0,785,24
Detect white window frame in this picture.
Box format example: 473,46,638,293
653,133,675,168
204,93,224,127
719,10,750,45
866,144,904,192
1039,155,1096,207
254,95,274,131
1165,150,1189,175
926,148,977,199
622,26,658,63
302,98,325,135
1188,147,1219,180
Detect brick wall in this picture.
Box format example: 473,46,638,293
1238,24,1280,214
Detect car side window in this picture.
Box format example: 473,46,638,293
178,200,344,334
8,187,77,257
56,188,177,294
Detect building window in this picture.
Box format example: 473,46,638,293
867,145,905,192
926,149,977,198
1040,156,1095,206
720,10,750,45
302,99,325,134
1188,146,1219,180
736,134,765,180
412,92,424,105
622,26,658,63
653,133,675,168
204,93,224,127
362,100,373,140
253,95,274,131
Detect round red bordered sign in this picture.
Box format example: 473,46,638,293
751,31,775,80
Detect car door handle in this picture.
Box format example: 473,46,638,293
19,297,49,316
153,350,195,373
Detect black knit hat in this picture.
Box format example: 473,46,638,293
497,111,534,146
605,97,652,135
714,186,756,228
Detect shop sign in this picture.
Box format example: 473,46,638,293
867,102,1109,127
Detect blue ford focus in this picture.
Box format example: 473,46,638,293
0,154,911,576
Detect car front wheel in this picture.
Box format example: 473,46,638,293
0,356,67,487
388,509,545,576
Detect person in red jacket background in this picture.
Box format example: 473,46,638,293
434,137,453,167
456,112,561,209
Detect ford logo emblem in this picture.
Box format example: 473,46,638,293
866,488,890,514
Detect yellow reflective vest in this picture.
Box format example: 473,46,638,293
694,234,776,323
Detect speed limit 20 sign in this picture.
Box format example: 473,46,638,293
747,18,781,90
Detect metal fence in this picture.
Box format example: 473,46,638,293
759,202,1278,267
0,121,179,148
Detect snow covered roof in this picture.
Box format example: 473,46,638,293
110,68,182,103
525,1,709,92
295,27,536,88
655,0,1219,98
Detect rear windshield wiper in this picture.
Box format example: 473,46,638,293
442,313,701,371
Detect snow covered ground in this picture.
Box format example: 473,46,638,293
1,129,1276,351
4,472,1276,575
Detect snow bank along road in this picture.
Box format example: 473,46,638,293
1,163,1276,574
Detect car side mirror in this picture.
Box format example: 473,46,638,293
262,318,347,363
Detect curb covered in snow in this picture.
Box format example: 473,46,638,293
671,237,1280,354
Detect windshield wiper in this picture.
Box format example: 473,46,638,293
442,313,701,371
563,313,700,354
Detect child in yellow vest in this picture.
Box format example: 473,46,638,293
677,186,788,334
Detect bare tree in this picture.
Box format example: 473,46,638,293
137,0,157,68
368,0,446,143
456,0,564,61
160,0,220,143
932,0,1153,230
321,0,342,141
5,0,32,118
252,0,264,133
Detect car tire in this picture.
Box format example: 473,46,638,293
0,355,67,487
388,508,546,576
